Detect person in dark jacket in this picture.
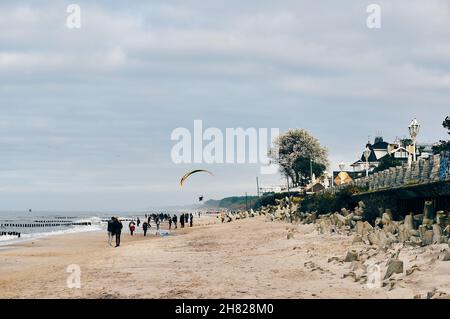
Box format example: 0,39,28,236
113,218,123,247
168,215,172,230
137,217,140,227
189,213,193,227
107,217,115,246
172,215,177,229
142,221,148,236
156,216,160,231
180,214,185,228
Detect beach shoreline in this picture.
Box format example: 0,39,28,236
0,215,448,299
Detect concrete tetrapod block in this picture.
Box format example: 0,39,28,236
432,224,442,244
384,258,404,280
440,250,450,261
344,250,359,262
404,213,415,232
422,230,434,246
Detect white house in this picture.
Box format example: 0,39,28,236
350,136,412,172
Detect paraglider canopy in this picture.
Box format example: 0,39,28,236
199,195,204,202
180,169,214,187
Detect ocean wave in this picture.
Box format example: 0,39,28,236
0,218,104,246
0,235,22,242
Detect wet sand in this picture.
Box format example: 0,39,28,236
0,216,448,299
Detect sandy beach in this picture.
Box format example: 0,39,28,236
0,215,448,299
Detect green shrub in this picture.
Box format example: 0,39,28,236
299,186,360,214
252,192,302,210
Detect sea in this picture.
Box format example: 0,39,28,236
0,209,191,247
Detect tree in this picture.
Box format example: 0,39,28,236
292,157,326,185
399,138,412,148
269,129,328,186
432,116,450,154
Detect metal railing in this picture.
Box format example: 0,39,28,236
326,154,449,194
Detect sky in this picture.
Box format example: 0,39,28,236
0,0,449,211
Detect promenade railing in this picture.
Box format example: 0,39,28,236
326,154,450,194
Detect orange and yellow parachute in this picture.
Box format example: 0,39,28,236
180,169,214,187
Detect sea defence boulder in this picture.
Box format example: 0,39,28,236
344,250,359,262
355,221,373,242
384,258,404,279
252,196,449,294
255,199,450,249
354,201,365,216
423,201,435,223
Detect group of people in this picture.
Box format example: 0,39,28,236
139,214,161,236
107,212,200,247
107,217,123,247
168,212,194,230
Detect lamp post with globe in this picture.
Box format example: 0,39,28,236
408,118,420,162
363,147,371,177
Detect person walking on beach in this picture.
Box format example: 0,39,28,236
156,216,160,231
172,215,177,229
113,218,123,247
129,221,136,236
137,217,140,227
142,221,148,236
180,214,185,228
107,217,115,246
168,215,172,230
189,213,193,227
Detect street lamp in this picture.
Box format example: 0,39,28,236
363,147,371,177
408,118,420,161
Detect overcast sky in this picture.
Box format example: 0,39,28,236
0,1,449,211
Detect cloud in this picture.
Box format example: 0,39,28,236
0,0,449,209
